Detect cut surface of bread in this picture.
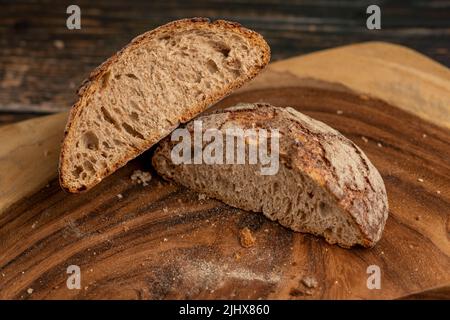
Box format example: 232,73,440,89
59,18,270,192
152,103,389,248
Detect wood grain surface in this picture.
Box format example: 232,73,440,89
1,0,449,113
0,43,449,299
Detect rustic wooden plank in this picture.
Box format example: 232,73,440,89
1,0,449,112
0,41,450,299
0,83,449,299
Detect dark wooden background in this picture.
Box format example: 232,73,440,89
0,0,449,124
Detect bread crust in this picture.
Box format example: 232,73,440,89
59,18,270,192
153,103,389,247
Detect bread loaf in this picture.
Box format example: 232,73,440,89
59,18,270,192
152,103,389,248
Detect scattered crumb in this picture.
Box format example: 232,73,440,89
89,269,93,272
302,276,318,288
93,252,96,255
1,273,5,277
163,207,168,213
436,190,441,194
361,136,368,143
131,170,152,186
264,229,269,233
377,142,383,148
163,238,168,242
422,134,427,138
380,251,384,255
239,227,256,248
418,178,424,183
21,271,25,274
334,280,339,285
84,286,89,290
116,194,123,199
31,221,37,229
27,288,33,294
198,193,208,201
409,244,415,249
123,225,129,232
53,40,64,49
336,110,343,115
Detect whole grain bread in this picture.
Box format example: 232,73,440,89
152,103,389,248
59,18,270,192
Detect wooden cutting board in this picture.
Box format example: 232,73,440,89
0,42,449,300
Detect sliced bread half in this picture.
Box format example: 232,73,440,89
152,103,389,248
59,18,270,192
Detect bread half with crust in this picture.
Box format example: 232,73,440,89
152,103,389,248
59,18,270,192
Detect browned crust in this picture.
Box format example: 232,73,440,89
152,103,389,248
59,18,271,193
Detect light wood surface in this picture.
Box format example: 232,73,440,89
0,42,449,299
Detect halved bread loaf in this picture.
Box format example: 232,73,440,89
152,103,389,248
59,18,270,192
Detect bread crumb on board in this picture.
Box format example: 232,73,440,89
239,227,256,248
361,136,369,143
116,193,123,199
27,288,33,294
302,276,318,288
336,110,344,115
198,193,208,201
417,178,424,183
131,170,152,186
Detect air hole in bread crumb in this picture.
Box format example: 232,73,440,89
122,122,145,139
100,107,119,128
72,166,83,178
125,73,139,80
113,139,124,146
206,59,219,73
102,141,112,149
82,131,99,151
101,71,111,88
83,160,95,174
210,41,231,57
158,35,170,41
130,112,139,122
